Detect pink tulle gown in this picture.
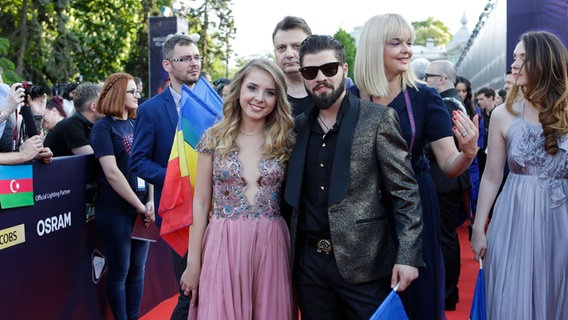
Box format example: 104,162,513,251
191,142,295,320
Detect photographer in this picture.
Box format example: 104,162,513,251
17,82,47,140
0,82,52,164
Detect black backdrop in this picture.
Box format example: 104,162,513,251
0,155,178,319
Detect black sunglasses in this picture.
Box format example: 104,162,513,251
299,62,341,80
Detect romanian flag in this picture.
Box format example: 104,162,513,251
158,77,223,256
470,258,487,320
0,164,34,209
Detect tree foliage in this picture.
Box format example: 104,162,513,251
179,0,235,80
333,29,356,79
0,0,234,93
412,17,452,47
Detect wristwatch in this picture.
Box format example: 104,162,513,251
33,114,45,120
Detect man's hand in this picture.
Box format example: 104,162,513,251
18,135,44,162
36,147,53,164
391,264,419,292
2,83,25,114
28,93,47,116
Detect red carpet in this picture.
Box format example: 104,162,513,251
141,224,477,320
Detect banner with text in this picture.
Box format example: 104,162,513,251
0,155,178,319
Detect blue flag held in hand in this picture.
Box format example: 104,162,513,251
469,258,486,320
369,283,409,320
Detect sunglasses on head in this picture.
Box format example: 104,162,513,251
299,62,341,80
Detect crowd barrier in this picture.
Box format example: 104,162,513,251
0,155,178,319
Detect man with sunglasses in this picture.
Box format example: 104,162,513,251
130,34,201,320
284,35,424,319
272,16,313,116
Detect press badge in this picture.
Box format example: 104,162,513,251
136,177,147,192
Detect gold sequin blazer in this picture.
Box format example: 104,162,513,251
285,92,424,283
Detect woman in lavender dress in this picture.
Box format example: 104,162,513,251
472,31,568,319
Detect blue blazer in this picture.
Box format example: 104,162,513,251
130,89,178,212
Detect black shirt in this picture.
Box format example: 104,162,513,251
288,94,313,117
299,96,350,236
45,111,93,157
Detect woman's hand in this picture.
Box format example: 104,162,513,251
144,201,155,226
452,111,479,159
471,226,487,261
180,263,201,305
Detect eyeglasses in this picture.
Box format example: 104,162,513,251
424,73,445,80
167,55,203,63
126,89,141,96
299,62,341,80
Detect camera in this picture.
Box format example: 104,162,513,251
18,81,45,137
21,81,46,99
51,82,78,100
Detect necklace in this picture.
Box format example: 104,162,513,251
317,115,333,133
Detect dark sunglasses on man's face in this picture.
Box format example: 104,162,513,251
299,62,341,80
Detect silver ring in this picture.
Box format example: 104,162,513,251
461,131,468,137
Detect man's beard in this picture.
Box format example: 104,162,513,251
311,78,345,110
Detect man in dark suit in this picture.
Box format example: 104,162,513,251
284,35,424,319
130,34,201,320
425,59,472,310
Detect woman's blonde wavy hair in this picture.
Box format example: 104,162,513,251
505,31,568,155
202,58,295,164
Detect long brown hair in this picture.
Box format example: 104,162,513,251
506,31,568,155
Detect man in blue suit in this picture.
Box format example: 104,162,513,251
130,34,202,320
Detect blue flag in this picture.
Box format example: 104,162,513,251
470,259,486,320
369,285,409,320
180,77,223,147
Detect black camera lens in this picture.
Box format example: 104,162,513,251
27,85,45,98
29,86,45,98
21,81,45,98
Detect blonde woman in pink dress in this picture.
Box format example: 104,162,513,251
180,58,296,320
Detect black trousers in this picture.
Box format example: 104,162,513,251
294,241,390,320
438,189,464,308
169,249,190,320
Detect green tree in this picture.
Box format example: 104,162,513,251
333,29,356,79
412,17,452,47
180,0,236,80
68,0,143,82
0,0,235,90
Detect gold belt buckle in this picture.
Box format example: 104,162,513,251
316,239,332,255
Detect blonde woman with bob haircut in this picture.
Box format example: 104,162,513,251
351,13,479,319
